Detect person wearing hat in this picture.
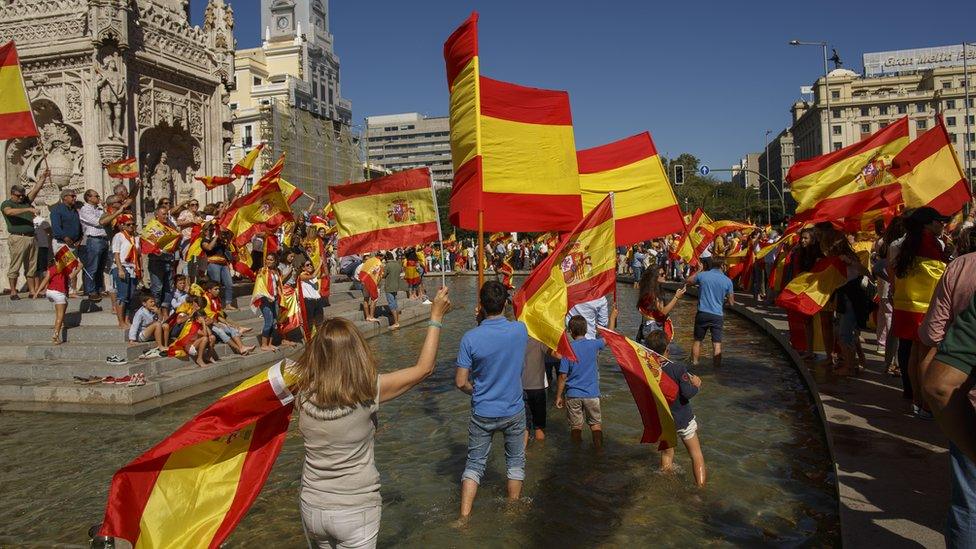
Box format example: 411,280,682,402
2,177,47,300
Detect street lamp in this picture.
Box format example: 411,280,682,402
764,129,772,226
964,42,973,191
790,40,831,154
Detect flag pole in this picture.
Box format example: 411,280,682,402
426,169,447,287
609,192,617,308
477,210,484,291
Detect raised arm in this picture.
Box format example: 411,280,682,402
659,286,687,315
378,286,451,403
26,170,48,202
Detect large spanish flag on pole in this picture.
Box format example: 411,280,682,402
444,12,582,232
0,41,38,141
330,167,440,256
219,177,294,246
891,117,971,216
577,132,684,245
513,194,616,361
775,256,849,316
99,362,296,549
787,118,910,227
231,142,266,177
598,327,677,450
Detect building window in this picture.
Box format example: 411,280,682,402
942,81,952,89
860,107,870,116
831,90,840,100
253,76,262,86
243,125,253,147
969,115,976,125
879,105,889,115
833,142,843,150
917,102,927,112
260,99,270,105
229,102,237,111
970,150,976,160
947,116,957,127
946,99,957,110
897,104,907,114
917,119,927,130
832,125,842,135
950,133,958,143
233,75,238,87
860,123,871,133
831,108,842,118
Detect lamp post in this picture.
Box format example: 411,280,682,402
965,42,973,192
790,40,830,154
764,129,772,225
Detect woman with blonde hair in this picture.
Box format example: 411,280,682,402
294,285,450,549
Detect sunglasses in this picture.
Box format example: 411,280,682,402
189,202,199,206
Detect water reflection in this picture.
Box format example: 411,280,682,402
0,276,838,546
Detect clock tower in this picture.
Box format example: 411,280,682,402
267,0,297,41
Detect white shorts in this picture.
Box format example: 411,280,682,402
677,417,699,440
45,289,67,305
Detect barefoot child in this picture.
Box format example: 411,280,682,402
555,308,618,449
644,329,706,487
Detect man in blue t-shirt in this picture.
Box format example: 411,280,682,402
455,280,528,518
555,308,618,449
685,256,735,367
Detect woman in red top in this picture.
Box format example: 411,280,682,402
33,260,71,344
635,268,686,343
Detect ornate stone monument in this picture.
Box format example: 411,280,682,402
0,0,235,286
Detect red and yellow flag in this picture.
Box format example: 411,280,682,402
513,194,616,360
99,362,296,549
892,232,946,340
195,175,235,190
277,285,303,335
184,224,205,262
444,13,582,232
250,268,276,313
106,157,139,180
788,118,910,227
499,255,515,289
0,41,37,141
775,256,849,316
51,245,78,275
231,143,265,177
220,177,294,247
672,208,711,266
891,117,972,216
166,319,202,359
140,219,181,255
598,327,677,450
358,256,384,300
329,167,439,256
577,132,684,245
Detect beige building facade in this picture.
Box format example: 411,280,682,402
365,113,454,188
731,152,761,188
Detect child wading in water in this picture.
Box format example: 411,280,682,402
555,308,617,449
644,329,706,486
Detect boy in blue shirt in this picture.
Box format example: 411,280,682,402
645,329,706,487
556,307,618,449
685,256,735,367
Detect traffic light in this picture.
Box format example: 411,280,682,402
672,164,684,185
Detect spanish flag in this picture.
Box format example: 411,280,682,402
99,362,296,549
329,167,439,256
106,157,139,180
891,231,946,340
184,224,205,262
404,258,422,287
788,118,910,227
277,285,303,335
775,256,849,316
513,194,616,361
891,117,972,216
358,256,384,300
195,175,235,190
672,209,712,265
230,142,265,177
219,177,294,247
140,219,181,255
577,132,684,245
165,319,202,359
51,245,78,275
598,327,677,450
445,13,582,232
0,41,38,141
499,255,514,289
250,268,276,314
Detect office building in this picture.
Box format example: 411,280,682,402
731,153,761,188
365,113,454,188
757,128,795,203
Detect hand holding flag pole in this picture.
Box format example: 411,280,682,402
428,172,448,288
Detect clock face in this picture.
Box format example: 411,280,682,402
276,16,289,30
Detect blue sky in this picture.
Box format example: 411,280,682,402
195,1,974,178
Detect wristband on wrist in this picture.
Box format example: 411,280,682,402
428,319,443,329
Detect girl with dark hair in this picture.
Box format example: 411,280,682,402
820,225,869,375
635,266,685,342
889,207,950,417
873,216,905,376
251,250,283,352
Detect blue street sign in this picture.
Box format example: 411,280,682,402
700,165,710,176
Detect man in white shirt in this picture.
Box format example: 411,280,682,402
79,189,111,299
567,296,610,340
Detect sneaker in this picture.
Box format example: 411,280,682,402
139,348,162,360
422,299,432,305
105,355,128,365
127,373,146,387
916,408,934,421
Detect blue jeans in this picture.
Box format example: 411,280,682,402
206,263,234,307
462,410,526,485
148,257,174,308
259,298,278,338
112,268,138,318
82,237,109,294
632,264,644,282
947,442,976,548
